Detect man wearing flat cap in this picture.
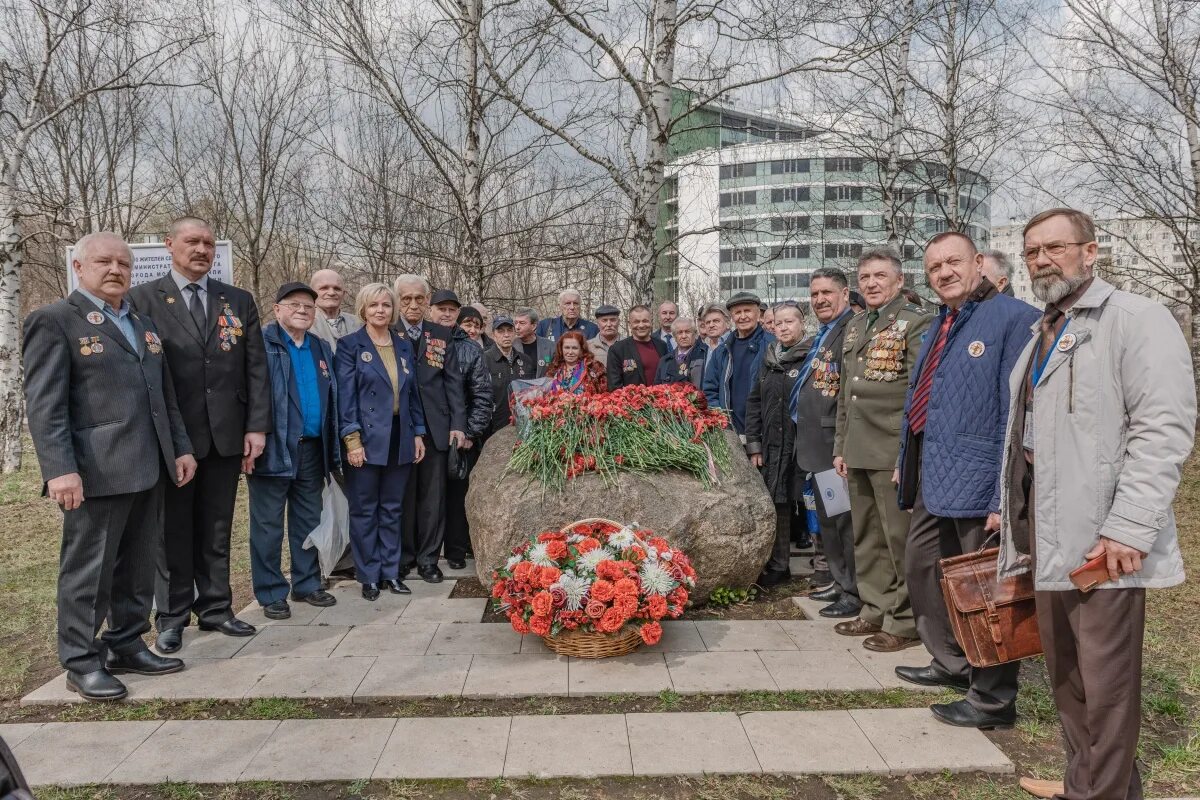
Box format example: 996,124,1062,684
587,304,622,367
703,291,776,435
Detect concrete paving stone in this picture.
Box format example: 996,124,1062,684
439,558,476,579
791,595,838,622
519,633,554,653
777,619,862,651
505,714,632,778
398,578,459,598
16,721,162,786
790,556,815,576
242,718,396,781
850,708,1014,774
0,723,42,749
626,712,760,776
463,654,569,698
427,623,524,655
354,655,472,700
311,596,410,626
235,600,325,628
742,710,889,774
246,656,375,699
568,652,673,696
647,620,707,652
157,626,255,659
664,651,777,694
759,650,883,691
851,648,942,693
107,720,278,784
401,597,486,623
375,716,511,779
20,674,79,706
234,624,350,658
120,658,274,701
694,620,798,652
332,622,440,657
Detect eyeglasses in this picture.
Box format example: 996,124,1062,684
1022,241,1091,264
278,301,315,312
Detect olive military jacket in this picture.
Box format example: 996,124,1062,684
833,293,932,471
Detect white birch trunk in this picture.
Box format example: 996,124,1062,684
881,0,915,247
461,0,485,298
0,181,25,473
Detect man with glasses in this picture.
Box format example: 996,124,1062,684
247,283,340,620
999,208,1194,800
894,233,1038,729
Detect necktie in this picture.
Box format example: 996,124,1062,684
665,332,674,350
185,284,206,335
408,326,421,341
329,315,344,335
789,323,832,422
907,309,957,435
866,309,879,329
1038,307,1064,364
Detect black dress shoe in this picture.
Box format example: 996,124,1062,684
106,649,184,676
896,665,970,692
66,669,127,702
156,627,183,654
362,583,380,601
446,558,467,570
294,590,337,607
263,600,291,620
382,579,412,595
819,595,863,618
198,617,257,637
930,699,1016,730
418,565,444,584
809,584,842,602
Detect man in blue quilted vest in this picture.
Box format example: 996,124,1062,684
895,231,1039,730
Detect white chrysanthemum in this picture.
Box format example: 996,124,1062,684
659,550,673,562
566,533,585,543
505,554,522,571
527,542,555,566
639,562,677,596
608,526,637,549
554,574,590,611
645,545,659,561
576,548,613,573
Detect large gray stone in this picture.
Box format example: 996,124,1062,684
467,427,775,602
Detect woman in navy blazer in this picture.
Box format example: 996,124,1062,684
334,284,427,600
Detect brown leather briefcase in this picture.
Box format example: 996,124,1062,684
939,546,1043,668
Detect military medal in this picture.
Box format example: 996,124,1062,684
144,331,163,354
968,341,985,358
166,297,176,304
86,311,103,325
787,369,799,378
78,337,94,355
400,357,409,374
1057,333,1077,352
92,341,104,354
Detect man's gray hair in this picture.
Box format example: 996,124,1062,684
810,266,849,289
983,250,1012,279
858,246,904,276
514,306,539,323
700,303,729,319
74,231,133,265
558,289,582,303
393,274,431,295
670,316,696,332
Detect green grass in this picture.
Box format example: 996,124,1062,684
824,775,884,800
156,783,205,800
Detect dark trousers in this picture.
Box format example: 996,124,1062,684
1037,581,1145,800
402,446,448,570
59,479,163,673
813,479,857,599
767,503,792,573
905,484,1019,713
345,420,412,585
247,440,325,605
156,452,241,630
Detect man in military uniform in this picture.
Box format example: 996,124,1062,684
833,247,932,652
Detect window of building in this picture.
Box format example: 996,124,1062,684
925,218,948,233
772,245,811,260
824,243,864,258
903,245,919,260
770,187,810,203
1098,234,1111,243
775,273,810,289
720,247,759,263
770,159,811,175
825,157,864,172
770,215,810,232
824,214,863,230
825,185,864,201
720,275,759,291
719,163,758,180
719,190,757,207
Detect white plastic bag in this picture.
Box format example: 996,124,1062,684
304,480,350,577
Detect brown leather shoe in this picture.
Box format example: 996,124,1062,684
1019,777,1063,799
863,631,922,652
834,617,882,636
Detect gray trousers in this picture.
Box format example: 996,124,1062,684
905,485,1019,713
58,479,163,673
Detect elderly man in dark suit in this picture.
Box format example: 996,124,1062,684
393,275,467,583
24,232,197,701
128,217,271,654
606,305,668,388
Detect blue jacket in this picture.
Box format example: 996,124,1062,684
255,323,340,479
334,327,427,466
703,324,775,416
535,315,599,342
897,283,1039,517
654,341,708,386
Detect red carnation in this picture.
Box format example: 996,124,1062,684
529,615,552,637
531,591,553,617
509,613,530,635
575,538,600,554
639,622,663,645
545,540,569,561
491,581,505,599
538,566,562,588
598,608,625,633
614,577,639,597
614,594,639,619
647,595,668,620
590,579,616,602
513,561,533,584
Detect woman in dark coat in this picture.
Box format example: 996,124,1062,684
745,302,808,587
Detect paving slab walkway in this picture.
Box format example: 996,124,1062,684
1,708,1013,787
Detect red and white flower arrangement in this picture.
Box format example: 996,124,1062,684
491,519,696,646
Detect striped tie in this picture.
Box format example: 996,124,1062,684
907,310,957,435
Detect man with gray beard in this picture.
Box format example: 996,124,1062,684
999,208,1195,800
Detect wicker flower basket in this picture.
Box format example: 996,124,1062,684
541,517,645,659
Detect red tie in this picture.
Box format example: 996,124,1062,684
908,310,957,435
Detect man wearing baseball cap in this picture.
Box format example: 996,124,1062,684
702,291,775,435
483,315,536,439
